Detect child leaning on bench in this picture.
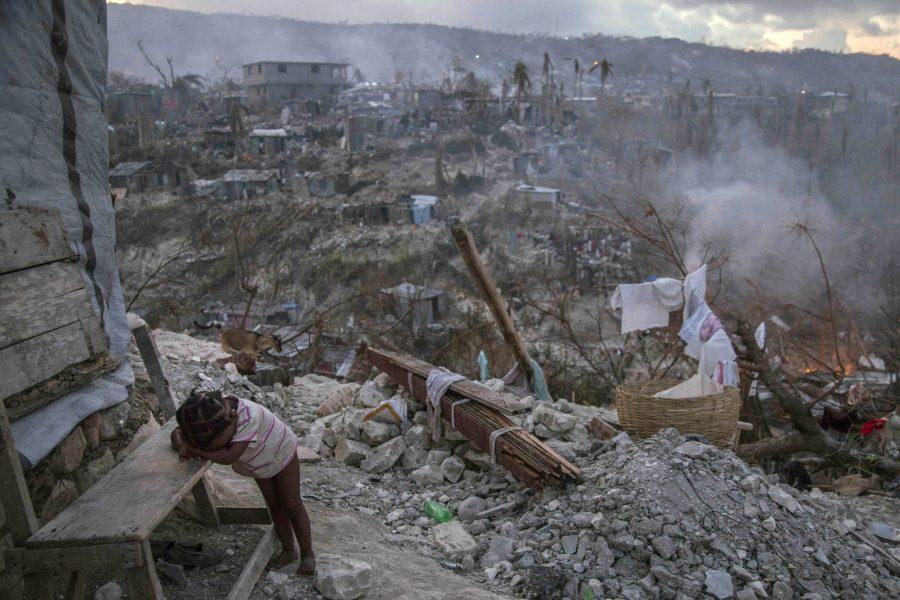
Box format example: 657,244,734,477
170,388,316,575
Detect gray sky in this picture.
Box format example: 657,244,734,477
110,1,900,58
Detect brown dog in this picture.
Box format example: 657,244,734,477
219,328,283,358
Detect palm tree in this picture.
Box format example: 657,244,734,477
589,58,613,94
542,52,553,86
512,61,531,122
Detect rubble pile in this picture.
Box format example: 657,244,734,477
171,333,899,600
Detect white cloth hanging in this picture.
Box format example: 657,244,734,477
609,283,670,333
683,264,708,320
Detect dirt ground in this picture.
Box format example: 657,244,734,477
82,460,513,600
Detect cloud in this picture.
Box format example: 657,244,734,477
110,1,900,58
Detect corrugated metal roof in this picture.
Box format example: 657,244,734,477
222,169,279,183
109,161,151,177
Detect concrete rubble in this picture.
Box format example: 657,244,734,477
159,331,900,599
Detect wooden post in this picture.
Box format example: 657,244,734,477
450,220,535,384
226,526,278,600
0,400,38,546
130,321,178,419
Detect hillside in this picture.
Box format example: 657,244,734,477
108,3,900,98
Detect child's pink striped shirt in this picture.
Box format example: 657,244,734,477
231,397,298,479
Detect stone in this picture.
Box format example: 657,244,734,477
631,518,663,536
411,464,444,485
51,427,86,474
296,446,323,463
705,569,734,600
360,436,406,473
81,412,102,448
736,590,757,600
762,516,777,531
355,381,387,409
99,403,130,441
334,439,371,467
767,486,800,514
404,425,431,449
362,420,397,445
440,456,465,482
94,581,123,600
40,479,78,523
266,570,296,600
675,440,713,458
432,522,478,558
317,383,360,417
771,581,791,600
76,448,116,493
525,565,567,599
426,449,451,467
401,445,428,469
571,512,594,528
463,449,492,470
457,496,486,522
480,535,514,569
532,403,576,433
561,534,579,555
652,535,676,559
747,580,768,598
313,554,372,600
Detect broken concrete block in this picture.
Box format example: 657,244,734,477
51,427,86,474
432,521,478,558
426,449,451,467
463,448,492,470
705,569,734,600
401,445,427,470
532,404,575,433
313,554,372,600
318,384,360,417
360,436,406,473
480,535,514,569
334,439,371,467
675,440,713,458
440,455,465,483
361,420,398,445
411,464,444,485
768,486,800,514
457,496,486,522
354,381,386,409
403,424,431,449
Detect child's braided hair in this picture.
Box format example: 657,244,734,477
175,388,234,449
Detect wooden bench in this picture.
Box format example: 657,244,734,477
6,419,275,599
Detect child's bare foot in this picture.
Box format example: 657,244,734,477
268,549,299,570
297,554,316,576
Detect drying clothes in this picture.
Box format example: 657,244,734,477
679,302,713,359
713,360,740,388
755,322,766,351
426,368,466,442
651,277,685,311
699,328,737,377
682,264,708,320
610,283,670,334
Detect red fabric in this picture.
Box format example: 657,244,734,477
860,418,887,437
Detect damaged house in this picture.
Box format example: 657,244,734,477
249,128,288,156
243,61,351,108
109,161,158,194
222,168,280,200
380,282,449,332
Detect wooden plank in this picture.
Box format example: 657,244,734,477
64,571,87,600
225,526,277,600
450,220,535,383
0,316,106,400
0,261,97,349
0,208,74,275
27,420,211,548
191,478,220,527
3,543,145,573
4,354,120,420
216,507,272,526
131,324,177,419
367,347,529,414
0,398,39,545
126,540,164,600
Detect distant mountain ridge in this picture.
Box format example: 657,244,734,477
108,3,900,98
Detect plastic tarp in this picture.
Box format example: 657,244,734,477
1,1,133,469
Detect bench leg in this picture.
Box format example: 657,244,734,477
127,540,165,600
191,476,219,527
65,571,87,600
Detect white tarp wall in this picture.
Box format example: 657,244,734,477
0,1,133,468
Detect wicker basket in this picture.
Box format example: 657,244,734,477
614,380,741,447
